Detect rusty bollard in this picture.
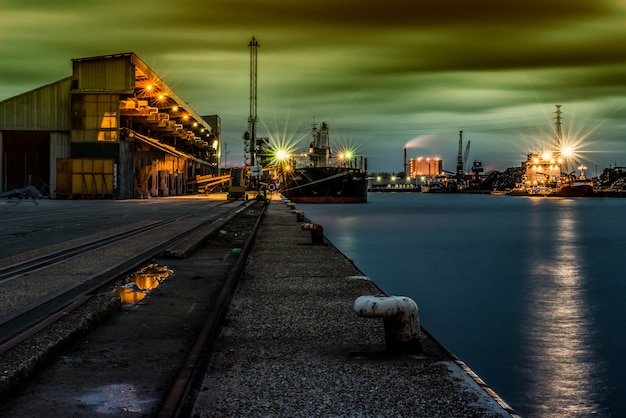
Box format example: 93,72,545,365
291,209,305,222
286,202,296,209
301,222,324,244
354,295,420,354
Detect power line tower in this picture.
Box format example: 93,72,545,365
554,104,567,172
244,37,259,167
554,104,563,150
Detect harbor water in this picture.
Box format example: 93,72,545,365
299,192,626,418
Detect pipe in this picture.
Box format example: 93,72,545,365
354,295,420,354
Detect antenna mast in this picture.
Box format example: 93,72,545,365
248,37,259,167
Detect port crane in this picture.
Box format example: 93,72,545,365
456,130,471,187
463,141,471,172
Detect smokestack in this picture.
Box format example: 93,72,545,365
404,146,407,175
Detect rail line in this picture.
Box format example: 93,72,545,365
0,219,173,284
0,200,254,353
157,199,268,418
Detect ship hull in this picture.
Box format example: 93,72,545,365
555,183,595,197
282,167,368,203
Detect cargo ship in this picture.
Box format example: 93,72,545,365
281,122,368,203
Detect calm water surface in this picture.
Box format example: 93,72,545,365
300,192,626,418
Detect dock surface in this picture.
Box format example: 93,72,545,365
192,196,516,417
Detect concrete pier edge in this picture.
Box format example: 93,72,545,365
191,195,520,417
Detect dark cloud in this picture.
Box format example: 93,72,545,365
1,0,625,171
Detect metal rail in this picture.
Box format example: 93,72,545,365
0,219,172,284
156,199,268,418
0,201,254,352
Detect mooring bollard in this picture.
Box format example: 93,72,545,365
353,295,420,354
301,222,324,244
286,202,296,209
291,209,305,222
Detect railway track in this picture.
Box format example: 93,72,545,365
0,197,268,416
0,220,173,285
0,199,259,350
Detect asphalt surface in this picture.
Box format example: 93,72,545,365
0,194,518,417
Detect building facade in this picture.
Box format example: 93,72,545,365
408,157,443,179
0,53,220,199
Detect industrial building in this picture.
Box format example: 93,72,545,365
409,157,443,178
0,52,220,199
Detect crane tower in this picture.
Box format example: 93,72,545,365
456,130,465,183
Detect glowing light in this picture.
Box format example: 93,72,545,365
561,146,573,158
541,151,552,161
275,149,290,161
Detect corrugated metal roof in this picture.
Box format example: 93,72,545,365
130,129,209,165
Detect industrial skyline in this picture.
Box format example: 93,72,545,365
2,0,625,173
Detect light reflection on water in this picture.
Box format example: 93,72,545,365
522,203,599,416
300,193,623,417
115,264,173,304
77,383,155,413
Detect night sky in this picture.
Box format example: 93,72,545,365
2,0,625,173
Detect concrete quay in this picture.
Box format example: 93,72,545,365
192,195,518,417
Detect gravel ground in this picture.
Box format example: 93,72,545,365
0,204,261,417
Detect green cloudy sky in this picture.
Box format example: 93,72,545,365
1,0,625,173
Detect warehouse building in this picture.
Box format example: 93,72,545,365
0,52,220,199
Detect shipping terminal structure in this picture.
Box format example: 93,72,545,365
0,52,222,199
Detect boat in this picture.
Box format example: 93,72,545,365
281,121,368,203
554,178,595,197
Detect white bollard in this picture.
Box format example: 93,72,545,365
354,295,420,353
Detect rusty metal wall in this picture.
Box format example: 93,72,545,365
0,78,72,131
72,55,135,92
49,132,71,198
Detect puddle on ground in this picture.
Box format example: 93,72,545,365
77,383,156,414
115,264,173,305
